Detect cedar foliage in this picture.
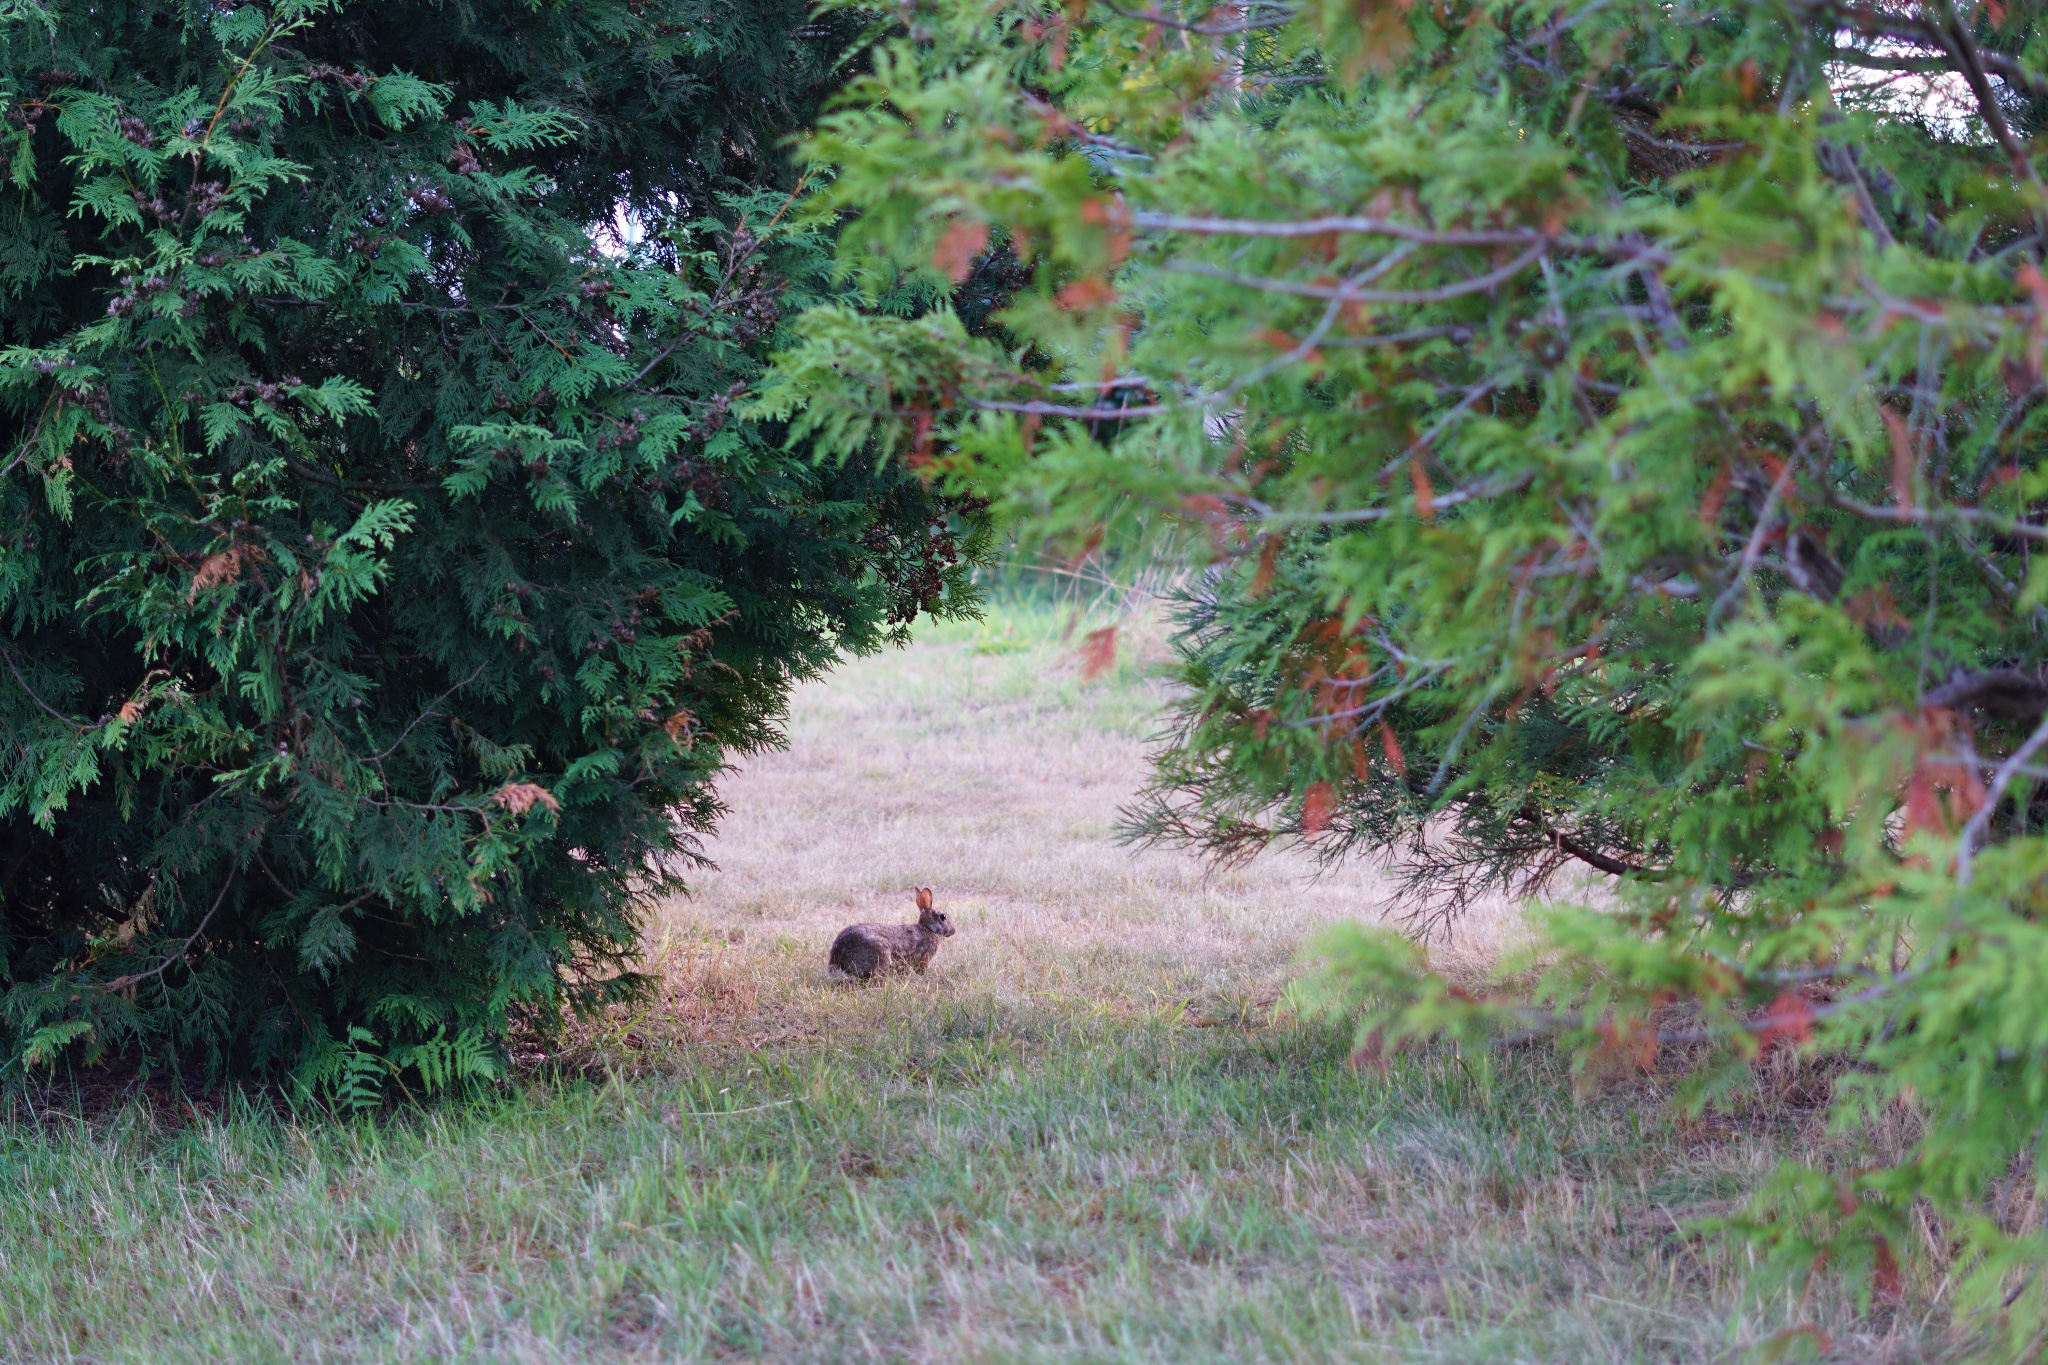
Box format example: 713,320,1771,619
0,0,985,1097
768,0,2048,1344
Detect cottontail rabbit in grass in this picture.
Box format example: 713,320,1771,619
828,887,956,981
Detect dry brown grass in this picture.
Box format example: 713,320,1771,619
630,602,1523,1056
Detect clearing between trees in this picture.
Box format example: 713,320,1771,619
2,603,1922,1363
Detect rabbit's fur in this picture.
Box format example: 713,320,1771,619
828,887,956,980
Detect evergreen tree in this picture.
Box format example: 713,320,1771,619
0,0,986,1095
769,0,2048,1342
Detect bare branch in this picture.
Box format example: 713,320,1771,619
1956,711,2048,885
1928,0,2048,233
1707,459,1797,629
1165,245,1548,305
101,874,237,993
1099,0,1296,33
1824,491,2048,542
366,662,489,764
1136,211,1679,265
1240,470,1536,526
967,396,1181,420
0,645,91,734
1922,666,2048,718
1517,805,1665,878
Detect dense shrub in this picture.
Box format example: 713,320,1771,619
769,0,2048,1344
0,0,986,1094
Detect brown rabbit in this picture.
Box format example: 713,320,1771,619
828,887,956,980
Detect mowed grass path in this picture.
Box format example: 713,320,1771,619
1,606,1924,1363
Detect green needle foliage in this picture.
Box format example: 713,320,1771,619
0,0,986,1098
767,0,2048,1342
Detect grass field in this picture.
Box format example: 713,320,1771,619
0,601,1944,1363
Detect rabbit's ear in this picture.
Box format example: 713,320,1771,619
916,887,933,911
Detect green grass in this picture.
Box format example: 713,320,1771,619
0,598,1950,1363
0,1010,1928,1363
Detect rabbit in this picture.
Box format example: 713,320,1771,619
828,887,956,980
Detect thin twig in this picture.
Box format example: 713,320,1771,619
1823,492,2048,542
1930,0,2048,236
0,645,89,733
1164,245,1546,305
1132,211,1660,259
102,874,237,993
0,387,62,484
1234,470,1535,526
1425,678,1508,796
366,662,489,764
1706,460,1797,629
1955,711,2048,885
1099,1,1295,33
